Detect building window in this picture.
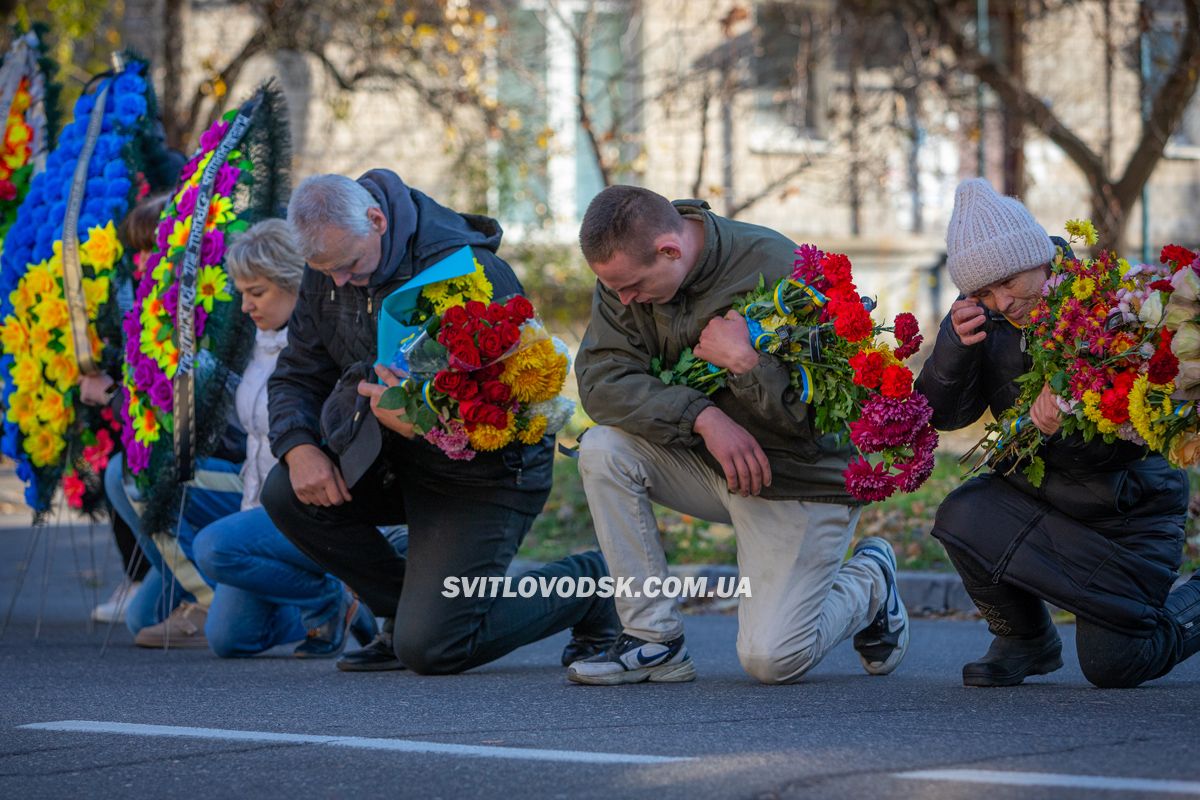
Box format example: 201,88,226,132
496,8,551,229
1147,2,1200,158
494,1,633,238
750,0,833,152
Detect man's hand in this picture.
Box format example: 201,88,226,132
951,297,988,346
694,405,772,496
284,443,352,507
79,373,115,406
358,364,416,438
694,311,759,375
1030,382,1062,436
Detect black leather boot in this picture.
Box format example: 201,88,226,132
963,625,1063,687
943,542,1063,686
1166,573,1200,662
336,617,405,672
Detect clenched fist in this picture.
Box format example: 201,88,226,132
950,297,988,346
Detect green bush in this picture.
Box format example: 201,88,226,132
519,446,962,570
505,241,596,332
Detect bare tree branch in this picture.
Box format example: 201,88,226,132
692,76,712,198
726,155,814,219
570,0,614,186
180,27,269,141
904,0,1105,184
1115,0,1200,205
895,0,1200,250
162,0,186,148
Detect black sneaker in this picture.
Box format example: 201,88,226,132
962,626,1063,687
566,633,696,685
561,595,621,667
852,537,910,675
336,619,405,672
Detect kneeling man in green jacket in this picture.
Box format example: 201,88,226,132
568,185,908,685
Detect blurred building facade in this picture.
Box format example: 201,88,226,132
125,0,1200,328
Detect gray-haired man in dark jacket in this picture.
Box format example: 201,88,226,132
262,170,617,674
919,178,1200,688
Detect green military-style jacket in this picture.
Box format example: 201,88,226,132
575,200,856,505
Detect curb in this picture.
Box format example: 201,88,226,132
507,559,977,616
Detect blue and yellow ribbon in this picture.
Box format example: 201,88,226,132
797,364,813,403
773,279,828,316
746,316,778,352
994,415,1028,449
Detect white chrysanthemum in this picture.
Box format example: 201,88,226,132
530,396,575,435
552,336,573,372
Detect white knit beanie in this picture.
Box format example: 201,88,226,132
945,178,1056,295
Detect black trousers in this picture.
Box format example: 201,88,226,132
941,537,1187,688
261,457,610,675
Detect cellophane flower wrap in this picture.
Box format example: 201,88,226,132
0,57,157,517
651,244,938,501
968,220,1200,486
120,83,290,533
379,260,574,460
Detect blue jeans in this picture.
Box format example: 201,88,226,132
104,454,243,634
193,506,341,657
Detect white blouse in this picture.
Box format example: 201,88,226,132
235,326,288,510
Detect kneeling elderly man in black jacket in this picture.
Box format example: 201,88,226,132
262,171,617,674
919,178,1200,688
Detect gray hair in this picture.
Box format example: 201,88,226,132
226,218,306,294
287,174,381,260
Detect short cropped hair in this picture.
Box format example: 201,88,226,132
226,218,305,294
287,174,381,260
578,185,683,266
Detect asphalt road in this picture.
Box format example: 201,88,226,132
1,524,1198,800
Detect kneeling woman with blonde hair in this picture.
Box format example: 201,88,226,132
191,218,377,656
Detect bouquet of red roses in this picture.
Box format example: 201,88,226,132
379,294,574,460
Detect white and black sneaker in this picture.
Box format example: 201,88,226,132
567,633,697,685
852,537,909,676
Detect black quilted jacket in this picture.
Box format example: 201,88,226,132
916,263,1187,635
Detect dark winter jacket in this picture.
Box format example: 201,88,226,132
917,254,1187,636
267,169,552,513
575,199,855,504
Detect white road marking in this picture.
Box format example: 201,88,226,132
897,769,1200,795
19,720,688,765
